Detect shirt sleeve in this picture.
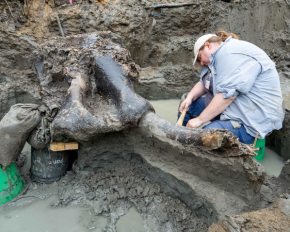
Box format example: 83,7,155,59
215,53,261,98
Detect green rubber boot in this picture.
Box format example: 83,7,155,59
0,163,24,205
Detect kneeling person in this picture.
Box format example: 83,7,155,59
179,31,284,144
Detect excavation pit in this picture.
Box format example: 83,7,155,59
1,0,290,231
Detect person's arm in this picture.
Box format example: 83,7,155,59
179,82,206,112
186,93,236,128
186,53,262,128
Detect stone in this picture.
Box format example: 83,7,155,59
86,192,96,200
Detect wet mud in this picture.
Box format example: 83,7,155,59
3,115,290,232
6,149,210,232
53,156,209,232
6,128,290,232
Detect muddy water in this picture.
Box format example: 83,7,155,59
0,193,155,232
0,195,107,232
149,99,285,177
260,148,285,177
0,143,158,232
0,183,156,232
116,206,156,232
150,99,180,124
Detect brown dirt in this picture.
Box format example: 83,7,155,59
208,197,290,232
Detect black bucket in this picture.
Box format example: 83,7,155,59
31,147,69,183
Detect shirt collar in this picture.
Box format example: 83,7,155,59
210,36,232,64
200,66,210,77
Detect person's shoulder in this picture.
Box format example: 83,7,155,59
226,38,246,48
225,38,260,53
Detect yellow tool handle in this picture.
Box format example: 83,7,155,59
253,132,259,147
176,110,186,126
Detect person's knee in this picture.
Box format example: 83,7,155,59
242,136,255,144
202,120,226,130
239,127,255,144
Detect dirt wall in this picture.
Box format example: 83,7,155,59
1,0,290,120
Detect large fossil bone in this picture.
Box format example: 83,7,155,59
35,33,153,141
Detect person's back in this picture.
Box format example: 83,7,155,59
211,37,284,138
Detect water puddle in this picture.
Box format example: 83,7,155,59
150,99,180,124
259,148,285,177
0,195,102,232
0,190,157,232
149,99,286,177
116,206,157,232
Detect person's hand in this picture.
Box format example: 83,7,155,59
186,117,204,128
179,98,192,112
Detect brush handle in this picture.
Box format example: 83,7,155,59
176,110,186,126
253,132,259,147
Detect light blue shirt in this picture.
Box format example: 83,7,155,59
203,37,284,138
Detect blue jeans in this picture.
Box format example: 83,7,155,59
179,96,255,144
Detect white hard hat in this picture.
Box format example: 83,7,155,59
193,34,217,70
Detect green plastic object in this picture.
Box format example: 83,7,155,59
0,163,24,205
253,137,266,161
